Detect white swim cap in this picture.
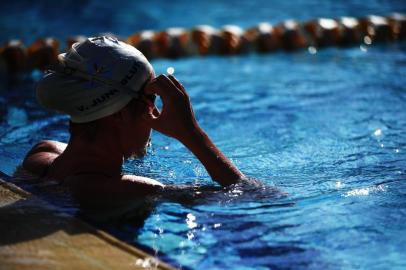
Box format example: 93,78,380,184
36,36,154,123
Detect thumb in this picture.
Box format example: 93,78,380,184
142,106,161,127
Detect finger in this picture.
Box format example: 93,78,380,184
152,106,161,118
142,109,157,123
167,75,183,90
148,106,161,118
142,106,161,126
144,75,183,104
144,77,166,97
156,75,186,98
168,75,190,98
140,95,155,107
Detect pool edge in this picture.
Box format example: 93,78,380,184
0,177,177,270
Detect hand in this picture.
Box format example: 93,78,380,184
144,74,245,186
143,74,200,142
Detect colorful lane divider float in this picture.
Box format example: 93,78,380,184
0,13,405,74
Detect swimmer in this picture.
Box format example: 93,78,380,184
22,36,249,206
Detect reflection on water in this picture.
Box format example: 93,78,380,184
344,184,387,197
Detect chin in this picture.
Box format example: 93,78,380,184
125,150,145,159
126,145,149,159
125,138,151,159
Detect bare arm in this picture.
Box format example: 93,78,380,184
181,127,244,186
143,75,245,187
65,174,165,204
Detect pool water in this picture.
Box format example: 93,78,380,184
133,48,406,269
1,1,406,269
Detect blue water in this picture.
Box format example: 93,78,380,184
1,1,406,269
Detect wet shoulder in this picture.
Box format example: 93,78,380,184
22,140,67,177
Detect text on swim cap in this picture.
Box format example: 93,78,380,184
120,61,142,86
76,89,119,112
75,61,143,112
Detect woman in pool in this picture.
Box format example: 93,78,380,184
22,36,248,205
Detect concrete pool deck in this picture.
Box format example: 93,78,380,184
0,177,176,270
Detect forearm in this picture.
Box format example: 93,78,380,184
181,127,245,187
144,74,245,186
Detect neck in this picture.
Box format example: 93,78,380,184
62,132,124,176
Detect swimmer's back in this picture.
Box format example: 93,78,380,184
22,140,165,204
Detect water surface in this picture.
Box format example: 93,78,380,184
1,1,406,269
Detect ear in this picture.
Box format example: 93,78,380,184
102,110,125,130
111,109,126,122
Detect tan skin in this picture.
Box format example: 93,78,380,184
22,75,246,205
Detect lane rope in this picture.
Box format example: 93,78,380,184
0,13,405,74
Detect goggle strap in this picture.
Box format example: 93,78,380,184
47,61,139,99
